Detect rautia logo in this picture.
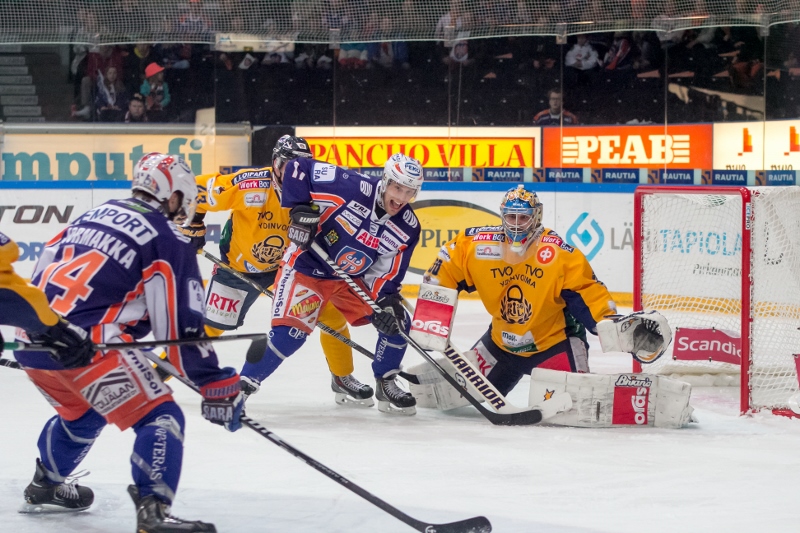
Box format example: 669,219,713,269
566,213,604,260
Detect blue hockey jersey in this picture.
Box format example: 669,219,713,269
281,158,420,299
16,198,226,387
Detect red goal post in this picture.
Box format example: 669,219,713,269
633,186,800,416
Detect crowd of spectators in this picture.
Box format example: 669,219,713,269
50,0,800,126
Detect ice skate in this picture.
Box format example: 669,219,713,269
20,458,93,513
376,371,416,415
129,485,217,533
331,373,375,407
240,376,260,399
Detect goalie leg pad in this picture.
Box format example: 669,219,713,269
529,368,694,428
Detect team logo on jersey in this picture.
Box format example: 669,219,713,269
356,229,380,249
360,181,373,196
537,245,556,264
81,367,139,416
335,246,373,274
335,215,357,235
288,293,322,319
402,210,418,228
252,235,285,266
500,285,532,325
325,229,339,246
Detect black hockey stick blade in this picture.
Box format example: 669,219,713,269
0,358,21,370
244,334,268,363
412,515,492,533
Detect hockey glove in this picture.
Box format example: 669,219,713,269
372,293,406,337
287,204,321,250
597,310,672,364
30,318,96,369
201,368,245,432
178,212,207,253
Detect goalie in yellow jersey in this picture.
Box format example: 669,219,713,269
421,185,671,398
178,136,375,407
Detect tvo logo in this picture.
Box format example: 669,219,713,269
566,212,604,261
412,319,449,337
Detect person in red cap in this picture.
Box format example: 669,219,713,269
140,62,171,121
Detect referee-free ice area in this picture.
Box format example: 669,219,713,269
1,298,798,533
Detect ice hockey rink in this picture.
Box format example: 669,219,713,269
1,297,798,533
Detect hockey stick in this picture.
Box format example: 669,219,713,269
0,350,491,532
2,333,268,363
309,242,542,426
137,349,492,533
400,297,571,419
202,250,421,384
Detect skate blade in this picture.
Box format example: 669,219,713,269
334,392,375,408
377,400,416,416
19,502,90,513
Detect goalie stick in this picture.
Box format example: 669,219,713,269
0,347,491,533
202,250,421,384
309,242,542,427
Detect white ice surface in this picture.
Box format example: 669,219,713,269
1,299,799,533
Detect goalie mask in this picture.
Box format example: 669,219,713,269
499,185,544,263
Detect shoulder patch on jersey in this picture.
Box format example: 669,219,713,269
312,162,337,183
360,180,373,196
402,209,418,228
465,225,503,236
188,279,205,315
0,232,9,245
232,169,271,184
473,232,505,243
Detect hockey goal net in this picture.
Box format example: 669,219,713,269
633,186,800,415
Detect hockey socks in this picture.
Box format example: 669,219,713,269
37,410,105,482
240,326,306,385
131,402,185,503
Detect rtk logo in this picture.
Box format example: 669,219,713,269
566,213,604,261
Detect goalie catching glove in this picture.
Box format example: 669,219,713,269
597,310,672,364
288,204,321,250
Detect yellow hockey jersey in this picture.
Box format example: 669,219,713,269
425,225,616,357
0,231,59,332
195,167,290,274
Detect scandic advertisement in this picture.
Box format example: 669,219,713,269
543,124,713,169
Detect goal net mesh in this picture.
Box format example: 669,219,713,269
638,187,800,411
0,1,798,46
